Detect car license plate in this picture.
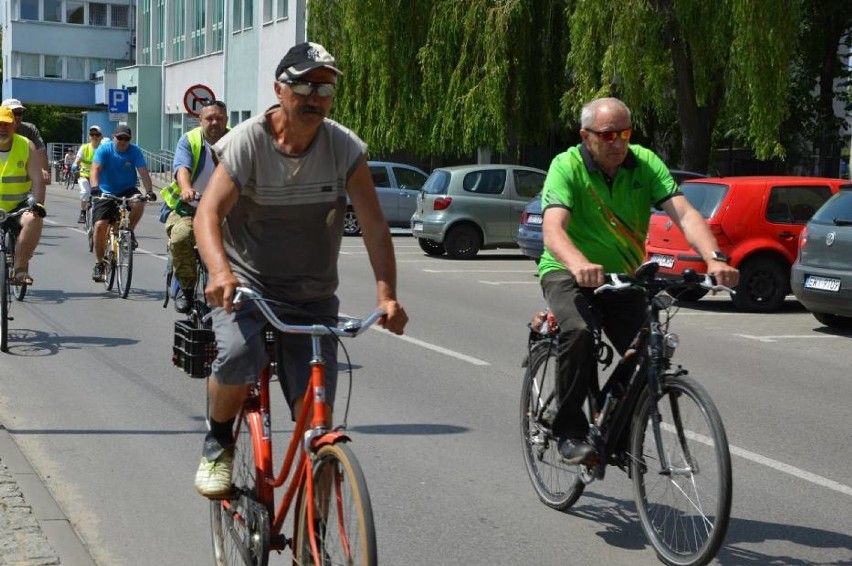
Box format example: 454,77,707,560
527,214,543,226
804,275,841,292
649,254,675,268
412,222,423,232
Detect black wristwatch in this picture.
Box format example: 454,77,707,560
710,251,730,263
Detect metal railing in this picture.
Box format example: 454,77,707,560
46,142,174,189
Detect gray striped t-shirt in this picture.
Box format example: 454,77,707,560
214,107,367,303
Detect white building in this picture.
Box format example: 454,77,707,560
1,0,307,153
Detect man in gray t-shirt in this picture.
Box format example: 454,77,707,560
193,42,409,499
2,99,50,183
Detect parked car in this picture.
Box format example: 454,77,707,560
790,187,852,329
344,161,429,236
646,176,850,311
516,169,707,262
411,164,546,259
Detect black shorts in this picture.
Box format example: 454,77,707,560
92,189,142,224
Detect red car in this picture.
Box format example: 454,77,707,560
646,176,850,311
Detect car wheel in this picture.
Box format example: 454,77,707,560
343,207,361,236
417,238,445,256
812,312,852,330
731,257,788,312
444,225,482,259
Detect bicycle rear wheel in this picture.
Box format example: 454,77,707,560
85,205,94,252
0,247,9,353
116,230,133,299
210,410,270,566
4,232,25,301
294,442,377,566
630,375,732,566
520,339,585,510
103,234,116,291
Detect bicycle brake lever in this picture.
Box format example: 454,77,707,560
699,274,736,295
594,274,632,294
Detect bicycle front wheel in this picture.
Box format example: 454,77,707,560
116,230,133,299
294,442,377,566
4,232,25,301
103,236,116,291
630,375,732,566
85,207,94,252
0,247,9,353
520,339,585,510
210,410,270,566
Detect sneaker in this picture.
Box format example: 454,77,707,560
91,262,106,282
174,291,193,314
195,446,234,499
77,210,86,223
558,438,597,465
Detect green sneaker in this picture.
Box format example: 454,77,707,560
194,447,234,498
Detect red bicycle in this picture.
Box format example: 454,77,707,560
209,286,383,565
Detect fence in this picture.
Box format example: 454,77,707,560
46,142,174,189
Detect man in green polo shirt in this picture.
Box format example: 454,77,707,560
539,97,739,465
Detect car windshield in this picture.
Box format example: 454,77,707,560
671,182,729,219
422,170,451,195
811,189,852,225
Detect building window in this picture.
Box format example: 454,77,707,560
277,0,287,19
263,0,272,23
20,0,39,20
67,56,86,80
243,0,253,29
90,3,107,26
140,0,151,64
155,0,166,62
44,0,62,22
89,57,108,76
66,1,85,23
20,53,40,77
230,110,239,125
191,0,206,56
44,55,63,78
112,4,130,28
172,0,186,61
212,0,224,49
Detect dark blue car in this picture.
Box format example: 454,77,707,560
515,169,707,262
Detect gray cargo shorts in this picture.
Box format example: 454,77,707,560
210,295,340,408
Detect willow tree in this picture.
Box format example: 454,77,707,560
308,0,568,158
563,0,801,172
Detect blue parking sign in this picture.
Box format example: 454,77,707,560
108,89,129,113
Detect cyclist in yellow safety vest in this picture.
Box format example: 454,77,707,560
0,105,47,285
161,100,229,313
73,125,105,223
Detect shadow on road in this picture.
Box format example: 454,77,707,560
349,423,468,435
5,328,138,356
561,491,852,565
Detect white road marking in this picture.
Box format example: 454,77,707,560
422,269,533,273
735,334,840,343
664,423,852,497
480,280,539,285
363,326,490,366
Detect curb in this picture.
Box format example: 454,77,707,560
0,425,97,566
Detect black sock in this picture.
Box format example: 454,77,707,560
209,417,235,446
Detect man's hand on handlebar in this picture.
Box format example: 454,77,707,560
570,261,606,288
204,269,242,313
705,262,739,291
377,299,407,335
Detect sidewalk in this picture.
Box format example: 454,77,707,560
0,427,96,566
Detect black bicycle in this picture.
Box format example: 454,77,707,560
163,244,210,327
1,199,36,352
521,262,733,566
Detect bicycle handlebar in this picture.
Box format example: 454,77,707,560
228,286,386,338
0,197,37,224
92,192,148,204
594,266,735,296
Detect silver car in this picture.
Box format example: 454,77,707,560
411,164,546,259
344,161,429,236
791,187,852,329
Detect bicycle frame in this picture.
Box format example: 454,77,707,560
216,287,384,557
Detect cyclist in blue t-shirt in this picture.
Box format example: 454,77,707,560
89,124,156,282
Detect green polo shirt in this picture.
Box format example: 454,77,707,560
537,143,679,277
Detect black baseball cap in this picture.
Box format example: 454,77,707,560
275,42,342,81
113,124,132,137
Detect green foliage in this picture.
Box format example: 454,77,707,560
16,105,85,144
309,0,568,158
